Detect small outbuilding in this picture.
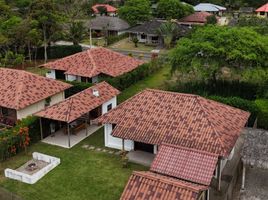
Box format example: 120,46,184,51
194,3,226,16
256,3,268,18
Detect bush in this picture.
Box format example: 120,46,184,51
36,45,82,59
65,81,93,97
106,33,128,46
101,60,163,91
208,96,259,127
167,80,261,100
0,116,40,161
255,99,268,130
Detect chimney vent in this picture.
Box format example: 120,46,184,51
93,88,99,97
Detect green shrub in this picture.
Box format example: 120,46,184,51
255,99,268,130
0,116,40,161
107,33,128,46
208,96,259,127
36,45,82,59
65,81,93,97
101,61,162,91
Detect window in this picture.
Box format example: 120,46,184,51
45,97,51,107
107,103,112,111
112,124,116,129
1,107,9,116
260,12,265,15
141,33,147,39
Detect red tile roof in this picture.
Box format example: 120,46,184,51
43,48,144,78
179,12,214,24
35,81,119,123
150,144,218,185
0,68,71,110
92,4,117,13
120,171,207,200
256,3,268,12
96,89,250,157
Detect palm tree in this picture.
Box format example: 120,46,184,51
157,21,178,49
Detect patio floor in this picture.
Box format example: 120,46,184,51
42,125,102,148
127,150,155,167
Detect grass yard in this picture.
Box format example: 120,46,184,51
0,64,170,200
0,128,147,200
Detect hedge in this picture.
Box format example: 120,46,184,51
255,99,268,130
36,45,82,59
0,116,40,161
65,81,93,97
101,60,163,91
167,79,266,100
107,33,128,46
208,96,259,127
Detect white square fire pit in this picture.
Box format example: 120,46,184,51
5,152,60,184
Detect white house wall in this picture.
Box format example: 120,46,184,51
16,92,65,120
46,69,56,79
104,123,134,151
65,74,77,82
102,96,117,114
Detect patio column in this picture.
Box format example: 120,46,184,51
122,139,125,152
67,123,71,148
85,116,88,136
206,189,210,200
39,118,43,140
217,159,222,191
241,163,246,190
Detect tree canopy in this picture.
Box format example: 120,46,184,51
118,0,151,25
156,0,194,19
169,26,268,81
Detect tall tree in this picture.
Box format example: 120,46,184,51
29,0,63,62
118,0,151,25
69,21,86,45
156,0,194,20
157,22,178,48
169,26,268,81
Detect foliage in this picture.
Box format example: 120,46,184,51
68,21,86,45
208,96,259,127
65,81,93,97
236,16,268,35
0,116,40,161
132,37,139,47
157,21,178,48
106,33,128,46
102,59,164,91
169,26,268,81
118,0,151,25
255,99,268,130
156,0,194,19
36,45,82,59
206,15,218,24
97,6,107,16
0,51,25,67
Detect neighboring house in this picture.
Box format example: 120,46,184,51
88,16,130,36
178,11,216,26
256,3,268,18
95,89,250,199
43,47,144,83
91,4,117,16
194,3,226,16
127,19,190,45
0,68,71,126
35,81,119,148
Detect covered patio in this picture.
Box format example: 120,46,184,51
34,81,119,148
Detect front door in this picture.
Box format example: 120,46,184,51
134,142,154,153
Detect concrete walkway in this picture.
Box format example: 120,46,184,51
127,151,155,167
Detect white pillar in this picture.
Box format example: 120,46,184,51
241,163,246,190
67,124,70,148
218,159,222,191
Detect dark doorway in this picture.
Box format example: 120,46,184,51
89,106,102,120
134,142,154,153
55,70,66,80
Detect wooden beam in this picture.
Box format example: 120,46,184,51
67,123,70,148
39,118,43,140
241,163,246,190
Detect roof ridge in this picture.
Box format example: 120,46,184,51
195,96,226,152
160,143,219,157
87,48,100,76
14,70,26,109
146,88,199,97
133,171,207,192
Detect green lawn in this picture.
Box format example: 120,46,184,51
0,129,147,200
0,65,170,200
